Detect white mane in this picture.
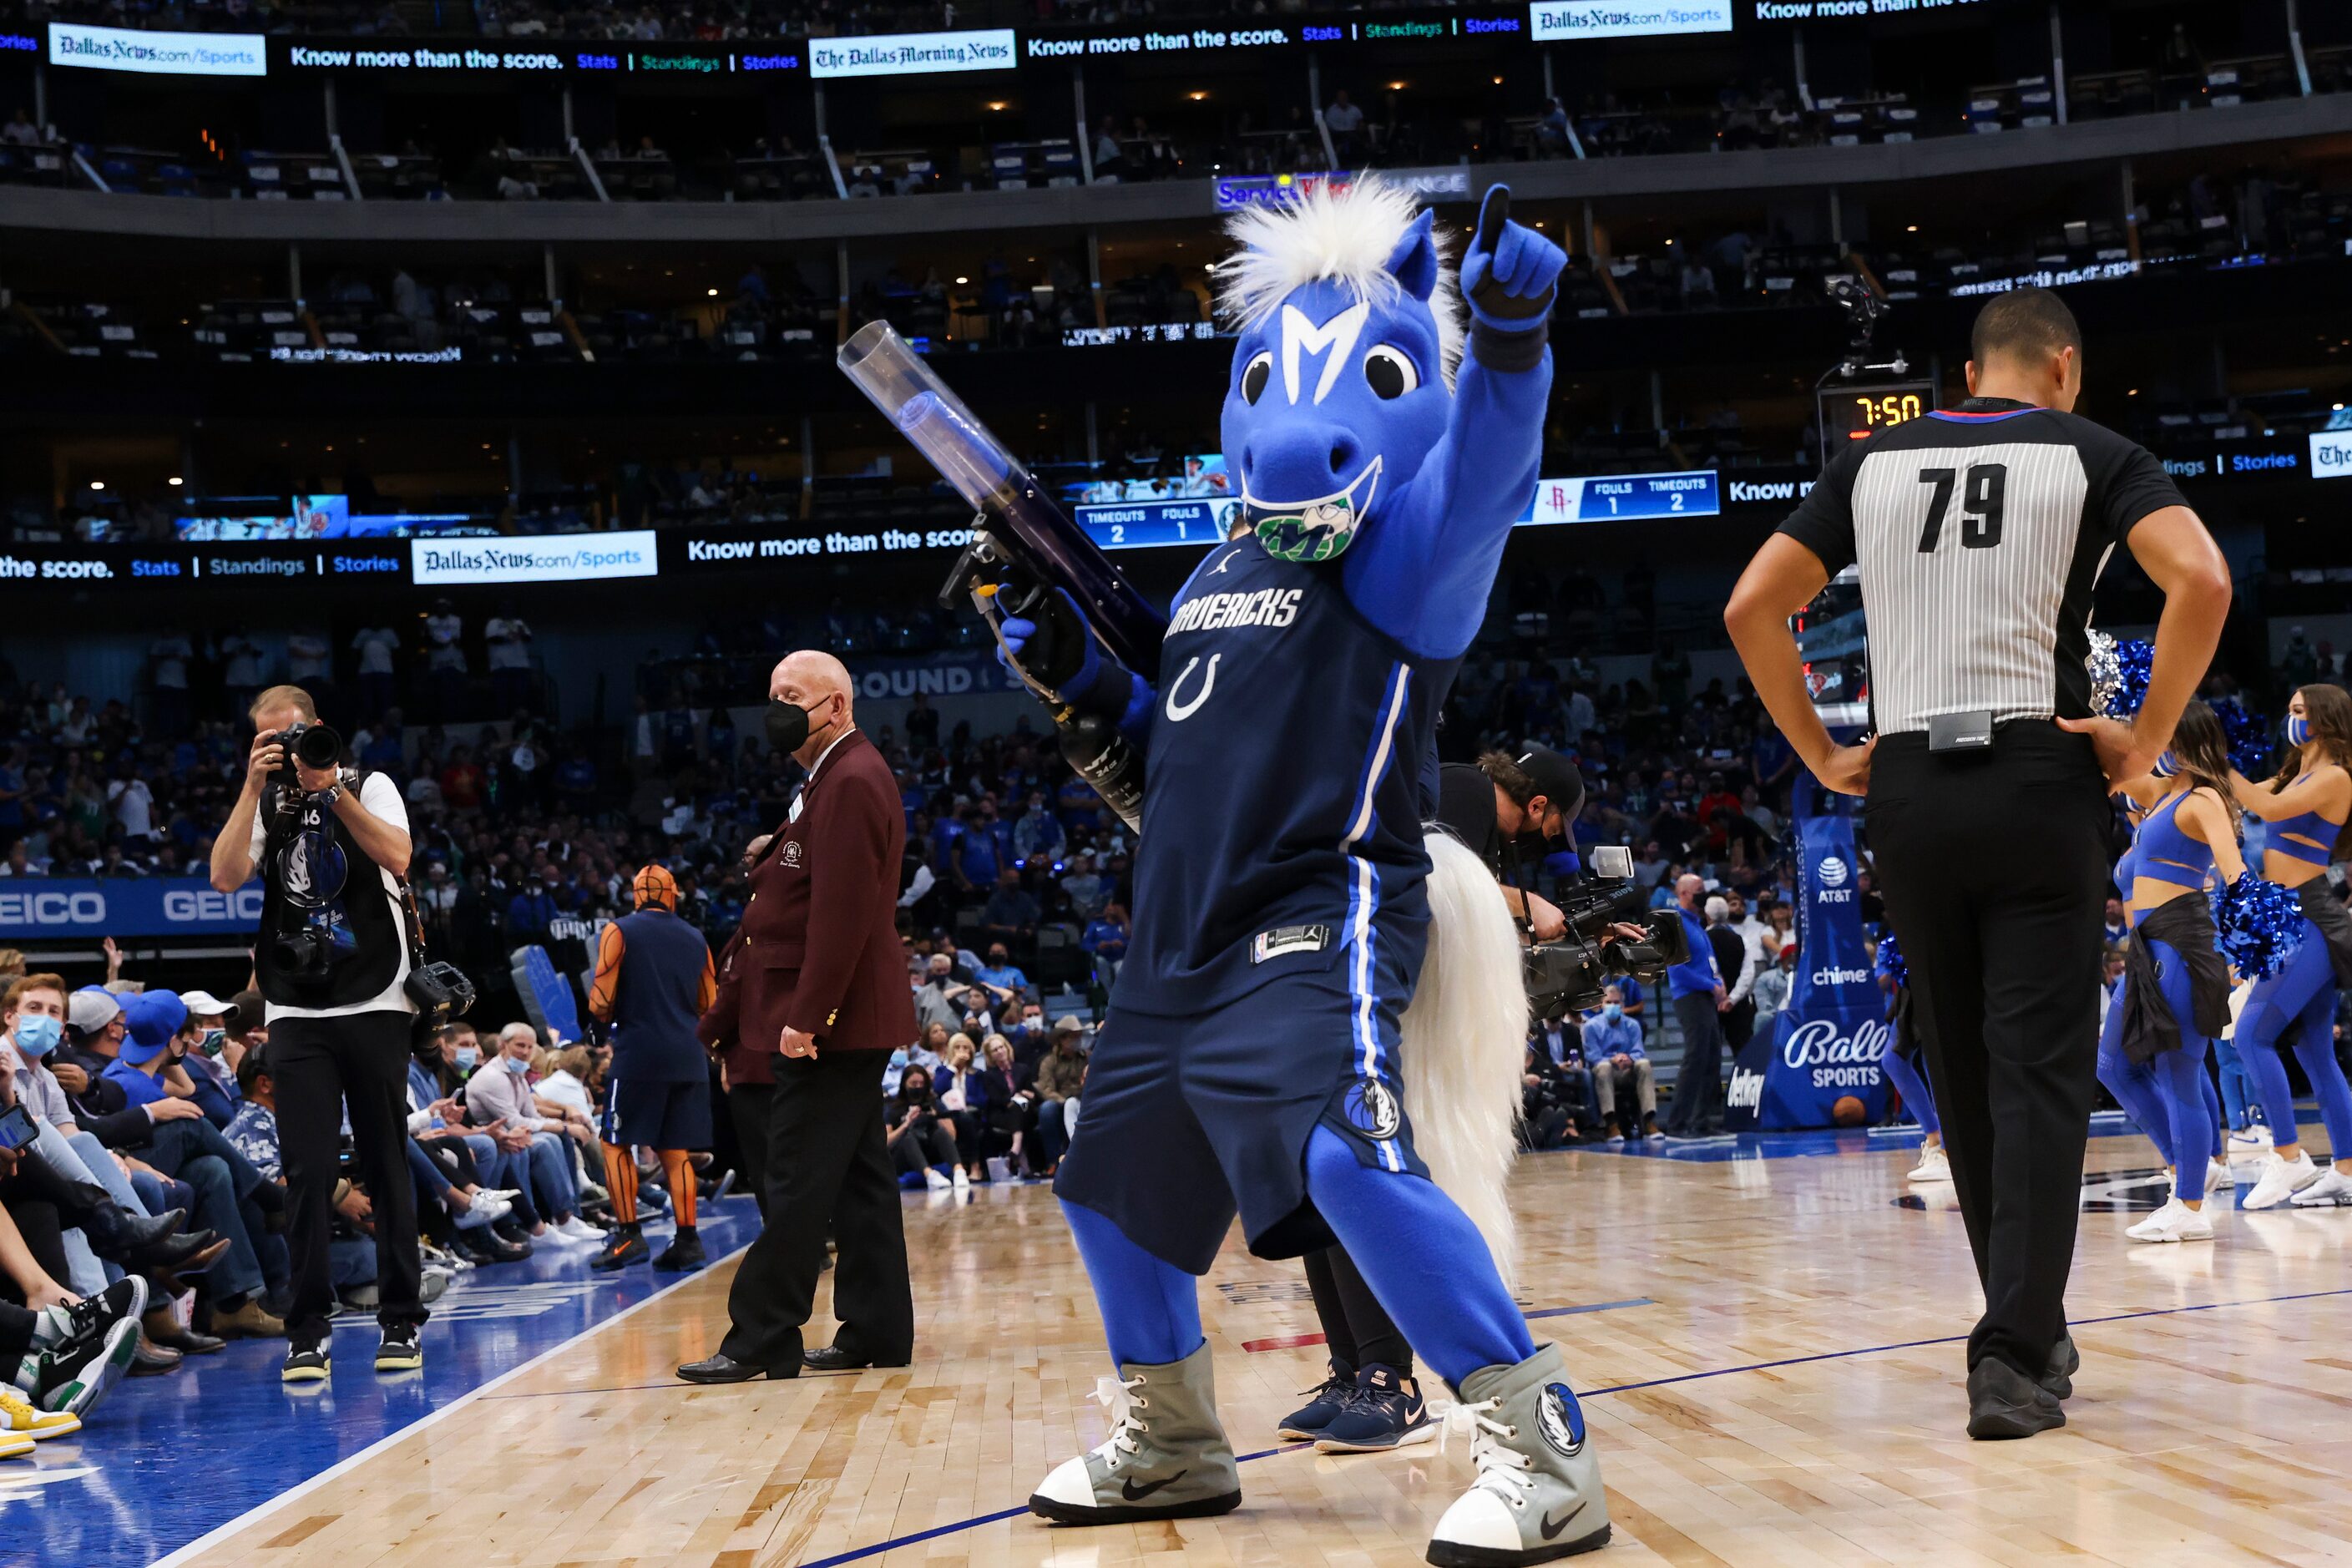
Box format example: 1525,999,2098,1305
1215,176,1464,387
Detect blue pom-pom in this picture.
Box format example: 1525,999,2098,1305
2108,638,2153,719
1877,932,1909,991
2211,696,2269,777
2209,872,2303,982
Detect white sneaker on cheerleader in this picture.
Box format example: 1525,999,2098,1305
923,1168,953,1191
2243,1151,2321,1210
2204,1158,2232,1195
2228,1125,2274,1156
951,1165,970,1189
2128,1203,2214,1244
1906,1146,1951,1184
2288,1167,2352,1208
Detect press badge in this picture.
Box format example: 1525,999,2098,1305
1252,924,1332,964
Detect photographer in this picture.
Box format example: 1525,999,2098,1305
1433,747,1585,940
210,685,426,1382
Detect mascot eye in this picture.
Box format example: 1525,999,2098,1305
1240,351,1273,405
1363,346,1419,400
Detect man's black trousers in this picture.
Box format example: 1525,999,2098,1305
1865,723,2108,1381
721,1049,913,1369
1665,994,1726,1133
726,1080,773,1221
271,1009,426,1343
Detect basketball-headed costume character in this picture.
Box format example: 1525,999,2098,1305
1001,179,1606,1565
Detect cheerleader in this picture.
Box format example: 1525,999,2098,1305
2107,703,2246,1242
1874,933,1946,1183
2228,685,2352,1209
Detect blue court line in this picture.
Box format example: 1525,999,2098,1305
1527,1297,1653,1320
793,1282,2352,1568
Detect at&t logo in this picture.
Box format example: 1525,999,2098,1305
1817,855,1849,887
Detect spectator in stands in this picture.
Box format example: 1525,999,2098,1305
1012,792,1064,861
933,1034,987,1181
1520,1039,1590,1149
973,939,1031,1005
1581,985,1659,1143
1324,89,1365,160
1061,854,1109,919
1092,115,1126,182
1081,903,1129,989
1661,875,1730,1136
352,625,402,721
885,1065,962,1190
1536,98,1571,158
485,606,534,714
1029,1016,1086,1176
2,109,38,147
978,1033,1030,1172
463,1024,602,1248
424,599,468,719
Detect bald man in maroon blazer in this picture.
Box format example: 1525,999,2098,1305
680,650,917,1382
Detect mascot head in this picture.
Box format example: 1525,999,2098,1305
1216,177,1461,563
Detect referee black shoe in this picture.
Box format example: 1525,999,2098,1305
2040,1333,2079,1401
1966,1358,2064,1439
804,1344,909,1373
677,1353,797,1383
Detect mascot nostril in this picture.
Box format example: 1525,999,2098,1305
1329,446,1348,473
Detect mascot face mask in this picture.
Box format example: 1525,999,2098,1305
1219,200,1456,564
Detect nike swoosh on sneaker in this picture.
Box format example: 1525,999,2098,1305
1540,1501,1588,1540
1120,1469,1187,1501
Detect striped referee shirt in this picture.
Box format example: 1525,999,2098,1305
1777,397,2186,736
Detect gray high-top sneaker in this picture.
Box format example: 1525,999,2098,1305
1426,1343,1611,1565
1029,1340,1243,1525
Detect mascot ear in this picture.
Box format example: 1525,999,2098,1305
1383,210,1439,304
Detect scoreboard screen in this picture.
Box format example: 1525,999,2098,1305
1818,380,1936,448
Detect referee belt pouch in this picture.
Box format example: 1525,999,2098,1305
2298,880,2352,986
1925,711,1995,754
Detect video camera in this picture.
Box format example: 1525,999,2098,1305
1521,844,1690,1019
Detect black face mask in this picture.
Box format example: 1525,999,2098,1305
766,698,820,754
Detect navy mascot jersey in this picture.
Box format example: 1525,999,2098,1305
1115,531,1459,1016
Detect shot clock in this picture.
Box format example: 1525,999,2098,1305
1818,378,1936,447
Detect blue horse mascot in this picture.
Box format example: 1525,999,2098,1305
1004,177,1606,1565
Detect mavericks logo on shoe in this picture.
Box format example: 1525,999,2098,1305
1344,1078,1403,1141
1535,1382,1586,1457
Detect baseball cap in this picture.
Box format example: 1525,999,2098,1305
632,863,679,909
68,987,121,1036
119,991,188,1065
1514,747,1586,819
179,989,241,1025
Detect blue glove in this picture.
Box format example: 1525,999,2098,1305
994,587,1099,701
1460,185,1566,335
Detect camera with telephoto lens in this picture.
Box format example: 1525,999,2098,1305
268,721,343,793
1522,844,1690,1020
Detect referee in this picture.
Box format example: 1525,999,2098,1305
1724,287,2228,1439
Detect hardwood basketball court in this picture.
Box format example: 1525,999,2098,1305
164,1129,2352,1568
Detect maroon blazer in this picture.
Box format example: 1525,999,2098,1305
716,727,913,1085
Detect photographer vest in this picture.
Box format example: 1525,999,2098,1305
254,775,406,1010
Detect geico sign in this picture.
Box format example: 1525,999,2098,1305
0,890,108,925
164,888,266,923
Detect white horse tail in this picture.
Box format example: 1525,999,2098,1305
1400,829,1530,1287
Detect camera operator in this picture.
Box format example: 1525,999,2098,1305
210,685,426,1382
1432,747,1585,940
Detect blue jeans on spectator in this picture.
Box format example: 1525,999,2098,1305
469,1134,540,1227
330,1236,378,1293
2213,1036,2256,1130
45,1125,140,1295
1033,1100,1072,1173
142,1117,276,1301
524,1130,578,1221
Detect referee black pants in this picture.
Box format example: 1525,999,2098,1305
721,1049,913,1369
1865,723,2108,1381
